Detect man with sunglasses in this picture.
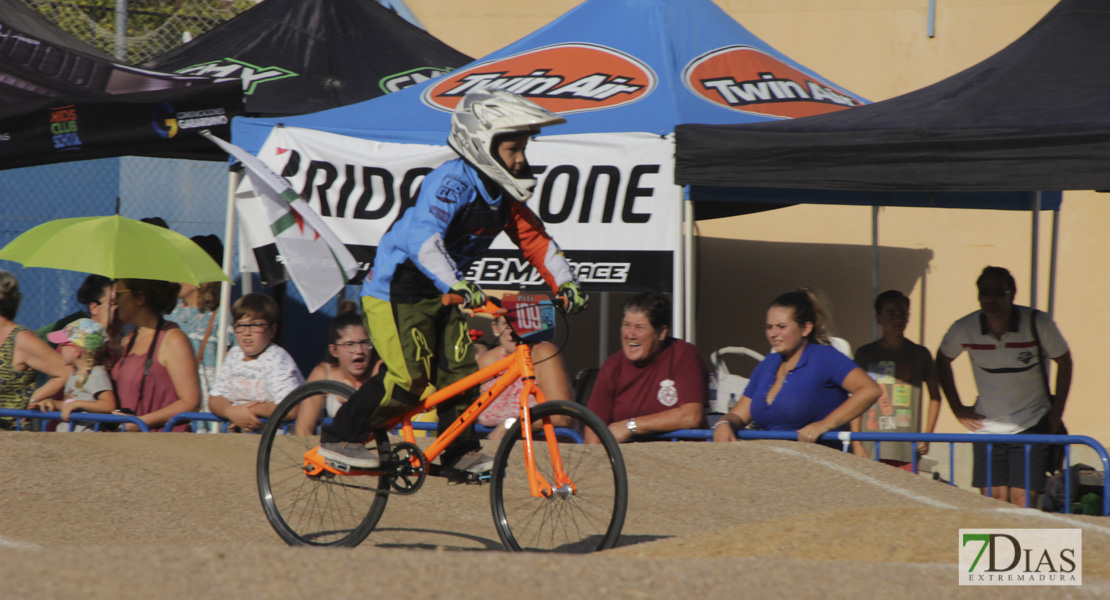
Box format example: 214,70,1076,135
936,266,1072,508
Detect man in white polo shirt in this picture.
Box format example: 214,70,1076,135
936,266,1072,508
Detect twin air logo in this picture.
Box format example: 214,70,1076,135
380,67,455,94
683,46,864,118
423,43,655,114
174,59,298,95
959,529,1081,586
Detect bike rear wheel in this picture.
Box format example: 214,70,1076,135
257,380,390,547
490,400,628,552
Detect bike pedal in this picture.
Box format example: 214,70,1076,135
323,458,352,473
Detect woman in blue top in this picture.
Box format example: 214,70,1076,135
713,289,880,448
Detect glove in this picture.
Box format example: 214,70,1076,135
558,281,588,315
450,279,486,309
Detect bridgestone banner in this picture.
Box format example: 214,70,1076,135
237,127,681,292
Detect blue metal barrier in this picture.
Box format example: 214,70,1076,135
0,409,150,432
401,420,582,442
163,412,226,433
655,428,1109,516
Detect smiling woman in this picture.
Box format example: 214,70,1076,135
585,292,709,443
712,288,881,448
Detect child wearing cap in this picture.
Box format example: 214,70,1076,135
45,318,117,432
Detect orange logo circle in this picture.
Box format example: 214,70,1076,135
683,45,864,118
423,43,656,114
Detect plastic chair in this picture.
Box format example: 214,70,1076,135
572,367,599,406
708,347,765,414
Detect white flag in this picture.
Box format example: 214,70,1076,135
202,131,359,312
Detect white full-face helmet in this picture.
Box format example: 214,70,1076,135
447,90,566,202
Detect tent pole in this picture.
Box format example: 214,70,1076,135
1030,192,1041,309
871,205,879,340
1049,208,1059,318
679,186,694,342
114,0,128,60
216,167,242,375
598,293,609,364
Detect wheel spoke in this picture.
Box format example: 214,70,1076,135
490,401,627,553
257,381,390,547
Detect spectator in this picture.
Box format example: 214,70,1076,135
851,290,941,468
111,278,201,432
713,289,881,447
208,293,304,432
477,297,574,440
140,216,169,229
34,275,116,346
293,308,382,436
0,270,71,429
585,293,707,443
40,319,117,432
936,266,1071,507
470,329,496,358
169,235,225,431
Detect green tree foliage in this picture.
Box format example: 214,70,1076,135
24,0,255,64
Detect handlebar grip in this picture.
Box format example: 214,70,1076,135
442,293,466,306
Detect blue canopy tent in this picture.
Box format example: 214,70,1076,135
229,0,1043,341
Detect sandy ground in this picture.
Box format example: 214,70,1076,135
1,432,1107,599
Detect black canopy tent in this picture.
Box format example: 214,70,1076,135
0,0,243,169
674,0,1105,319
146,0,472,119
675,0,1110,193
145,0,472,370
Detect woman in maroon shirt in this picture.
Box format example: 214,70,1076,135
585,292,708,443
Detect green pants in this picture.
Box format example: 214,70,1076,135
322,296,479,454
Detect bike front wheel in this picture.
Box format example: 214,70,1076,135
489,400,628,552
257,380,390,547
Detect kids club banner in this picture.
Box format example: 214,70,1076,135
236,126,680,292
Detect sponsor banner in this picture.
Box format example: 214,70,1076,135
238,127,679,291
380,67,456,94
683,45,865,119
422,42,656,115
959,529,1081,586
173,58,299,95
466,249,671,292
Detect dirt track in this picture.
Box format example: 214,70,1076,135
1,432,1107,599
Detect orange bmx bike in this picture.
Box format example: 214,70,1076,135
256,293,628,552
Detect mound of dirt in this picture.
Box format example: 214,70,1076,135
0,432,1105,599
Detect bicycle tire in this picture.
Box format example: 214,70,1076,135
490,400,628,552
257,380,390,547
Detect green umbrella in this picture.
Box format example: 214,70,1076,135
0,215,230,286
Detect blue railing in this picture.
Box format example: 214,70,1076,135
4,408,1101,513
654,429,1110,516
0,409,150,432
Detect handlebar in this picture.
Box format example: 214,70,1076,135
441,293,567,315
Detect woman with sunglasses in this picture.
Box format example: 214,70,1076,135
294,305,382,436
110,278,201,432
